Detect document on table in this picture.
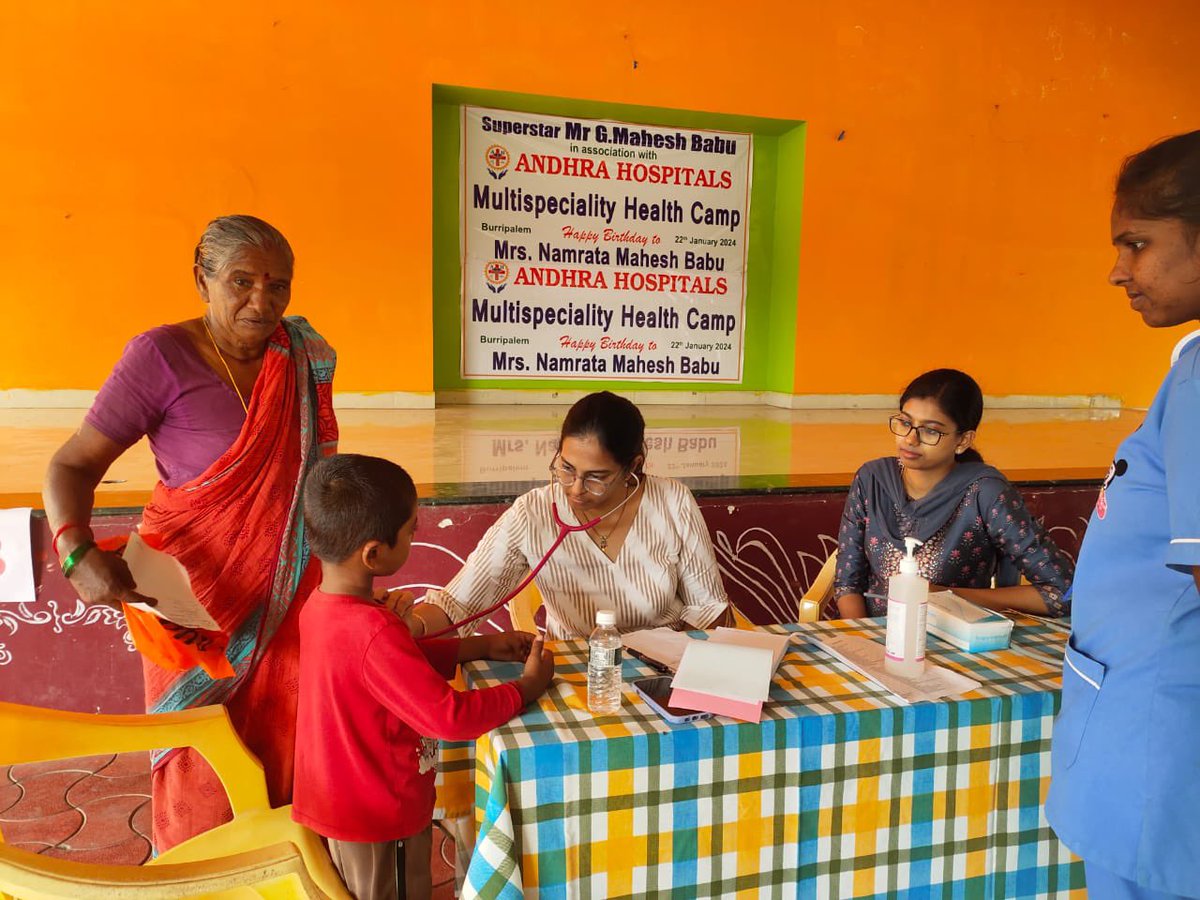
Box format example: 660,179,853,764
707,627,794,669
670,639,775,721
672,640,775,703
122,532,219,631
622,627,693,672
808,632,980,704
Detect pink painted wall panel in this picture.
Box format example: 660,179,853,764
1,485,1098,712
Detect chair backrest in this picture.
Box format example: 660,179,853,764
0,839,325,899
799,550,838,622
0,702,352,900
0,702,268,816
508,576,543,633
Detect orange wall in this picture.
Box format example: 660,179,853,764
1,1,1197,405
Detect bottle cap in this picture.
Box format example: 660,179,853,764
900,537,923,575
595,609,617,626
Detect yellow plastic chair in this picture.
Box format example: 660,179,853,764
512,576,751,632
508,577,543,634
728,550,837,627
0,701,350,900
507,566,845,629
799,550,838,622
730,605,756,629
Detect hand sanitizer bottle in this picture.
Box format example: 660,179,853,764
884,537,928,679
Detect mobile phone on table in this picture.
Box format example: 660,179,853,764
632,676,713,724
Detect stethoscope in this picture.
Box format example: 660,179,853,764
424,471,643,639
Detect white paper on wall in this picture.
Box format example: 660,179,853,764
0,508,36,605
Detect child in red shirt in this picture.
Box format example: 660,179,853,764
292,454,554,900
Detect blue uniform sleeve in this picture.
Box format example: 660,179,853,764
1163,373,1200,571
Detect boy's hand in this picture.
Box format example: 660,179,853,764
516,638,555,705
457,631,535,663
486,631,536,662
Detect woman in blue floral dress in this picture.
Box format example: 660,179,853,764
835,369,1073,619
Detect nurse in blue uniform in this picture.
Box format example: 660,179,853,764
1047,130,1200,899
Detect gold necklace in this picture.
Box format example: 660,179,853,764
593,484,631,554
202,318,249,414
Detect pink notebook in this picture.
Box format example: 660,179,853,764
668,688,764,723
666,639,780,723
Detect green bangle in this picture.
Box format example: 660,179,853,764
61,540,97,579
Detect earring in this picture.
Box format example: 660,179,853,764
955,448,964,455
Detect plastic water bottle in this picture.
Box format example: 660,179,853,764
587,609,623,714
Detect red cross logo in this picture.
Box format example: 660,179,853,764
485,144,510,178
485,260,509,292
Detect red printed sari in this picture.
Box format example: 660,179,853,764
138,317,337,852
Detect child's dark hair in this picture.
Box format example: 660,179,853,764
559,391,647,472
1115,130,1200,238
303,454,417,563
900,369,984,464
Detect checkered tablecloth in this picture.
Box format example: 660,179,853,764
460,618,1084,899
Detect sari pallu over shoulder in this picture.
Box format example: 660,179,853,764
137,316,337,727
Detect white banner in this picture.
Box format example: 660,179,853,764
461,106,752,382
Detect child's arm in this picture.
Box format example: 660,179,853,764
457,631,535,664
363,626,553,741
515,637,554,704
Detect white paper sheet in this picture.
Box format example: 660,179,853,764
708,627,794,670
671,640,775,703
808,632,981,704
0,508,35,604
122,532,219,631
622,627,693,672
927,590,1006,624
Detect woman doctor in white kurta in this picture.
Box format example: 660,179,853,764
410,391,732,639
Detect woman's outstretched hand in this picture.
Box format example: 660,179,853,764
67,547,157,612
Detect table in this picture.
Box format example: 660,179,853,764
459,618,1084,899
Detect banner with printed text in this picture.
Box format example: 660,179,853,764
461,106,752,381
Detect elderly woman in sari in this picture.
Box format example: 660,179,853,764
42,215,338,852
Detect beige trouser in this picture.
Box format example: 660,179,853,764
327,825,432,900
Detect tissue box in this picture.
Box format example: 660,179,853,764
925,591,1013,652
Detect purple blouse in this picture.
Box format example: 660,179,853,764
85,325,247,488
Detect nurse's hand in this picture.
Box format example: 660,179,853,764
377,589,424,635
376,588,414,613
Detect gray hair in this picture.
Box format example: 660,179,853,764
193,215,295,277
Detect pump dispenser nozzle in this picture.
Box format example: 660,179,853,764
900,537,923,575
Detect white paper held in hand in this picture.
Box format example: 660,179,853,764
122,532,219,631
0,507,36,605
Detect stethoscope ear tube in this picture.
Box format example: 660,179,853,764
423,476,642,639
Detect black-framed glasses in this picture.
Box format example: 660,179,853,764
888,415,955,446
549,459,622,497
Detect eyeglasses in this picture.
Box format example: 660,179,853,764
888,415,955,446
549,460,621,497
